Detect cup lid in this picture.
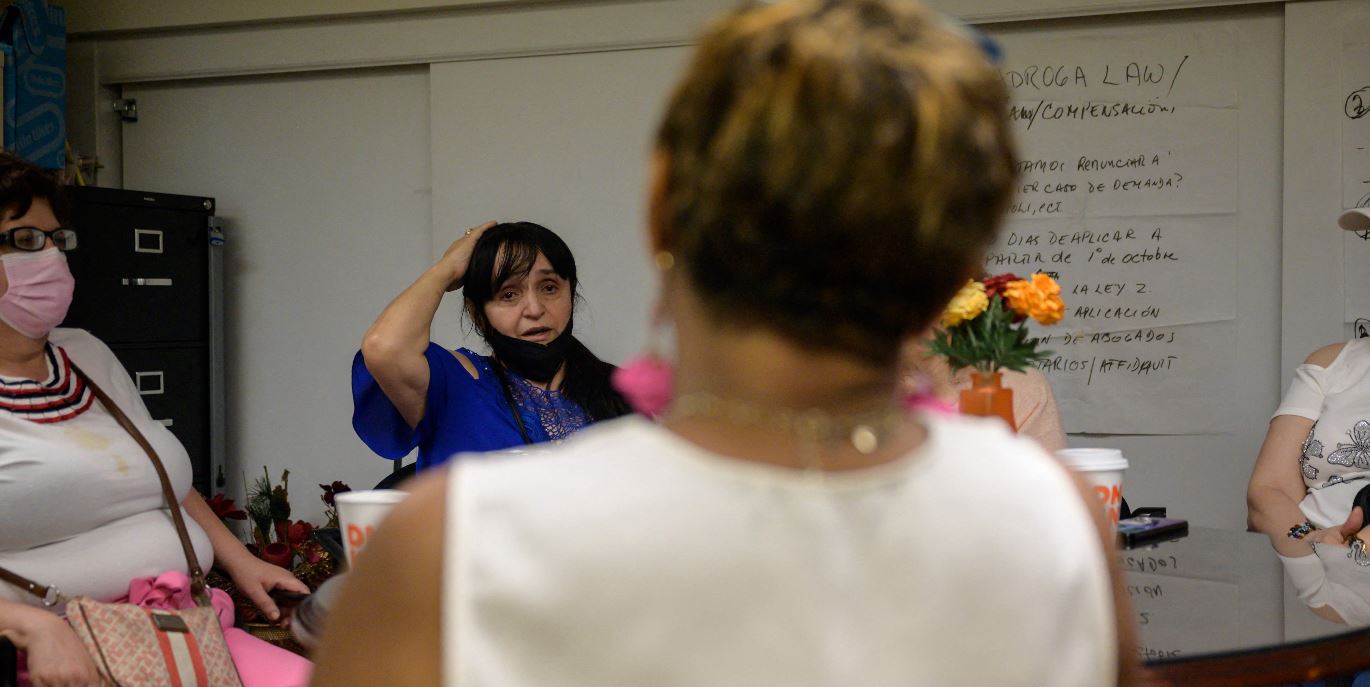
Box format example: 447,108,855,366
1055,447,1129,471
334,489,409,505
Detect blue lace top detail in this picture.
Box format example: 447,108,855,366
351,344,590,471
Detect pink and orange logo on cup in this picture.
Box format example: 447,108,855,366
1055,448,1129,529
334,490,409,565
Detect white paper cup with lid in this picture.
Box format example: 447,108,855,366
335,489,409,566
1056,448,1129,531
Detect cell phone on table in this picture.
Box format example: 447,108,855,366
1117,516,1188,548
269,589,310,613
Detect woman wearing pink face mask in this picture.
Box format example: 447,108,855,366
0,152,312,687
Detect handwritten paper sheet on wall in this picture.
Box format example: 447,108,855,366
1343,46,1370,323
987,28,1240,433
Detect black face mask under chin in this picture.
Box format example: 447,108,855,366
486,322,574,383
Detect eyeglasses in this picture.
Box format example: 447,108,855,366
0,226,78,252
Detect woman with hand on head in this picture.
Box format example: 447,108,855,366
0,151,310,687
315,1,1132,685
353,221,629,472
1248,206,1370,627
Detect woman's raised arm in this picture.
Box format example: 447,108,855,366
361,221,494,428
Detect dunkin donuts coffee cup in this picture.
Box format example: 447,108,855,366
335,489,409,566
1055,448,1129,531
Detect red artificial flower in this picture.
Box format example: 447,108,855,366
286,520,315,547
300,541,324,564
982,273,1026,323
982,273,1021,300
320,481,352,507
206,493,247,521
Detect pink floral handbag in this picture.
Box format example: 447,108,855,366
63,599,239,686
0,365,242,686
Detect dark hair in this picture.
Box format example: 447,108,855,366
463,221,630,422
0,151,68,224
655,0,1018,365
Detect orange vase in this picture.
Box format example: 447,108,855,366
960,371,1017,431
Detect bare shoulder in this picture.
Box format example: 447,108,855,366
1304,343,1347,368
450,349,480,380
399,466,452,506
310,470,449,686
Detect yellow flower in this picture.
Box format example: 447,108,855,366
942,279,988,327
1003,272,1065,325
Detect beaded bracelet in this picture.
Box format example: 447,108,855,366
1288,521,1316,540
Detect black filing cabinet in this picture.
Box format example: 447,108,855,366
60,186,224,494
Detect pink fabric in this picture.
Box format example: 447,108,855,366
126,571,313,687
903,391,957,415
17,571,311,687
125,569,237,624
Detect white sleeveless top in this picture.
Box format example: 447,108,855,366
1273,338,1370,527
444,414,1116,686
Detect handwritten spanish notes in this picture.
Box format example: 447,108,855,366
1342,46,1370,322
1343,46,1370,212
987,28,1241,432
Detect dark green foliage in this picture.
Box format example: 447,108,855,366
927,296,1053,374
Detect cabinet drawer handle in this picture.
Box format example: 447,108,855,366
121,277,173,286
134,228,163,254
135,371,164,395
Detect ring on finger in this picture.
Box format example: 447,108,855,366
1349,537,1370,566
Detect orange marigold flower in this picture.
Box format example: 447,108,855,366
1003,273,1065,325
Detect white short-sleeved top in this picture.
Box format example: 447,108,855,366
1273,337,1370,527
444,414,1117,687
0,328,212,605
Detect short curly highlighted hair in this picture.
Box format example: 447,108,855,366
655,0,1017,364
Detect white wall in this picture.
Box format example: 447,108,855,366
1283,0,1370,379
428,48,690,359
60,0,1279,34
80,0,1369,537
120,68,432,523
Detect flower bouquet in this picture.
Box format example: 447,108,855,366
237,470,343,586
926,272,1065,428
207,475,351,632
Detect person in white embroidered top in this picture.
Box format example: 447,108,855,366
0,152,312,687
1248,207,1370,627
312,1,1134,685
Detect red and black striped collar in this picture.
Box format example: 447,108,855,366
0,344,94,423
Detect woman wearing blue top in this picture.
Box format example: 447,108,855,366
352,221,630,470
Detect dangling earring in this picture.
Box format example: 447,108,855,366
611,252,677,418
901,373,956,415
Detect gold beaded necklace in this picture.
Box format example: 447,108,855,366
666,392,908,471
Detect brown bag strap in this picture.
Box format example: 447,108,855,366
0,364,212,608
0,562,63,606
